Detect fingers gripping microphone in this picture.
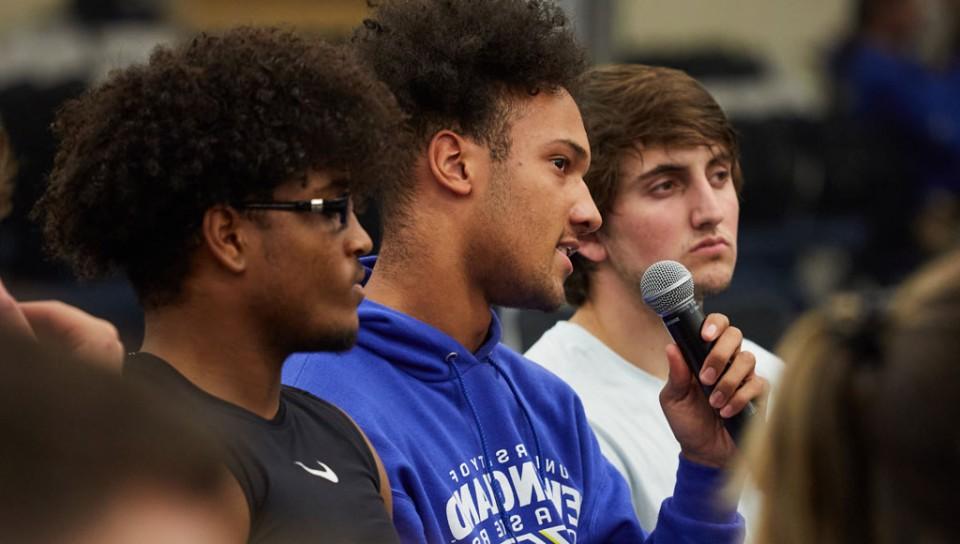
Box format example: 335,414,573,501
641,260,756,445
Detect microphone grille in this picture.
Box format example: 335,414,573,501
641,260,695,316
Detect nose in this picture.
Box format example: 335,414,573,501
345,211,374,256
570,179,602,236
689,177,724,229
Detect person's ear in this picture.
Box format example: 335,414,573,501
426,130,480,197
201,205,248,273
577,231,608,263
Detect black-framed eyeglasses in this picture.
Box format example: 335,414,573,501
238,194,351,229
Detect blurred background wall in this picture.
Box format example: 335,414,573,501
2,0,958,351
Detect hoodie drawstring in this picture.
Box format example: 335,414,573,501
445,352,518,541
488,358,547,486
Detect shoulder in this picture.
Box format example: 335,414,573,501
525,321,597,372
281,386,367,441
496,343,574,390
281,349,410,442
281,384,342,413
283,348,395,403
524,321,569,360
280,385,379,465
283,349,364,387
280,383,384,429
525,322,638,401
490,344,595,429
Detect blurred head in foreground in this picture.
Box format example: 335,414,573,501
0,334,235,544
746,250,960,544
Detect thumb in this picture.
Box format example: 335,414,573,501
662,343,693,401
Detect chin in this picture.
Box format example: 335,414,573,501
692,271,734,297
292,319,358,353
491,276,565,312
525,282,566,312
314,328,358,352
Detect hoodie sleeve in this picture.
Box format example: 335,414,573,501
649,456,745,543
574,397,743,543
579,453,744,543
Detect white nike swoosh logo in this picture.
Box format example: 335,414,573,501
294,460,339,483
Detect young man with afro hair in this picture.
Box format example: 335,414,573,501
283,1,764,542
34,26,406,543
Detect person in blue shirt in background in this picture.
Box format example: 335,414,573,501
831,0,960,272
284,1,767,542
832,0,960,193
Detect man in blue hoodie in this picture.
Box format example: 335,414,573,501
284,1,766,542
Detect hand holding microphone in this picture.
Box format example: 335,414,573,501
641,260,766,465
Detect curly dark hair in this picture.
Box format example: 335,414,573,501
355,0,587,222
33,26,406,309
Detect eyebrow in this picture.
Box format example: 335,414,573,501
322,178,351,197
708,152,734,167
635,163,686,182
551,139,589,163
635,154,734,182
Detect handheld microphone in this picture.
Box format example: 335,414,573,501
640,260,756,445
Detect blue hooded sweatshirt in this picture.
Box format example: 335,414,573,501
282,259,744,543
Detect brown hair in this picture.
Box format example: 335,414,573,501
742,250,960,544
565,64,741,305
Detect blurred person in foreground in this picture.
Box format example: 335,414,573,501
525,64,781,530
742,249,960,543
0,122,123,366
0,332,234,544
283,1,764,542
32,26,406,543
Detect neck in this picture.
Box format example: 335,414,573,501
569,270,674,380
366,227,492,353
140,298,283,419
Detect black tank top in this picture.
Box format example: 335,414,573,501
124,353,399,544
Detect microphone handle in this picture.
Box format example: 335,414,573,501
663,301,756,445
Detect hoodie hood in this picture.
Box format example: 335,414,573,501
356,255,502,382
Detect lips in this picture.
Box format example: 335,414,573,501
351,283,366,305
690,236,728,252
349,268,366,303
350,265,366,285
554,241,578,277
556,239,579,257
